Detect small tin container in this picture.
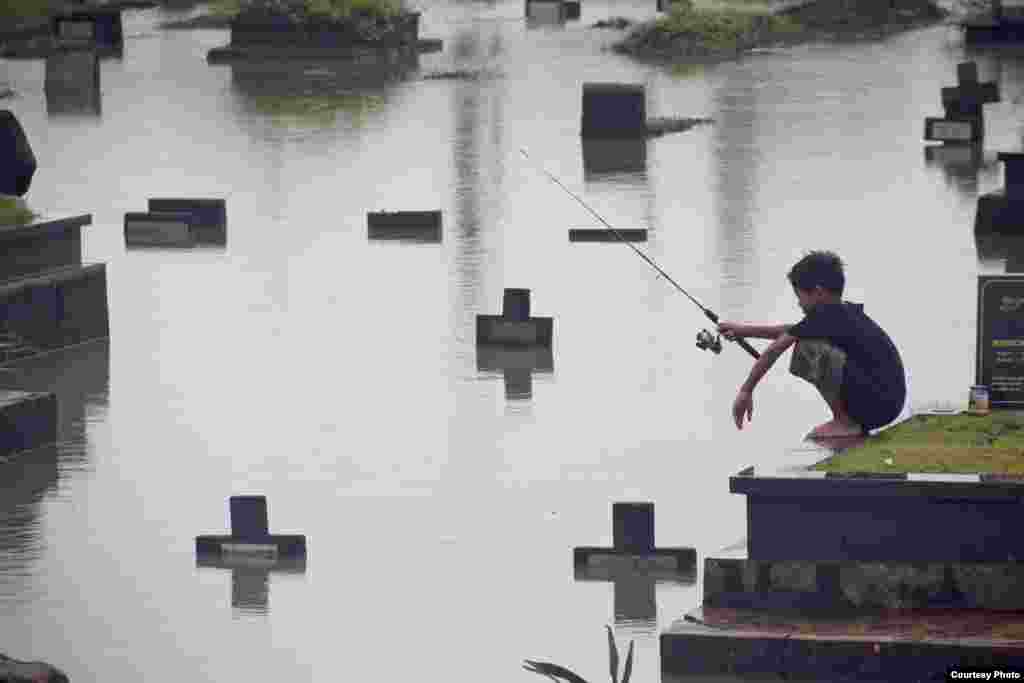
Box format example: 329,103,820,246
968,385,990,415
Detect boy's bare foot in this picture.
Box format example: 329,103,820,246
806,419,864,439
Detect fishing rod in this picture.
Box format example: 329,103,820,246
519,148,760,361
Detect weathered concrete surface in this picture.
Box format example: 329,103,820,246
704,545,1024,610
0,653,69,682
0,215,89,281
662,606,1024,680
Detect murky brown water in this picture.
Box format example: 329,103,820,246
0,2,1020,680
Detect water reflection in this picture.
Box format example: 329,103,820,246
574,563,696,633
581,138,647,182
711,65,760,302
196,554,307,615
477,345,553,399
924,143,1001,197
0,340,110,605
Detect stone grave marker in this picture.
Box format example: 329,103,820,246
924,62,999,144
975,152,1024,233
476,288,553,347
44,47,101,117
196,495,307,557
976,274,1024,408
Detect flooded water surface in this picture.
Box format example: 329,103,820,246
1,2,1021,680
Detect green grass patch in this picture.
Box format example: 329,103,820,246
0,196,37,226
652,3,801,49
813,412,1024,475
0,0,57,19
211,0,405,19
249,93,386,128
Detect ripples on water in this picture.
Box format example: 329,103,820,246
0,2,1021,680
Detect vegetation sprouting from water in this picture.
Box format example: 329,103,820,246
0,196,37,226
210,0,406,20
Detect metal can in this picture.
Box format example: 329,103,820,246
968,385,990,415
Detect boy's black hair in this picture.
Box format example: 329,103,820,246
787,251,845,295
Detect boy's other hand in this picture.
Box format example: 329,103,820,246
717,321,741,340
733,390,753,429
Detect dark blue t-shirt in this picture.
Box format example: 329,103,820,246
789,301,906,431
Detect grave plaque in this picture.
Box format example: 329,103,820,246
976,275,1024,407
925,118,975,143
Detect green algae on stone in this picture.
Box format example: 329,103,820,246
813,412,1024,475
0,196,37,226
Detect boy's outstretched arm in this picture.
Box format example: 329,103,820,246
717,322,792,340
732,333,797,430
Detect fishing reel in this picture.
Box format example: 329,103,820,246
695,328,723,354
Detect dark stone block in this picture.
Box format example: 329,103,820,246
476,346,553,401
45,47,101,116
0,110,36,197
367,210,441,242
502,288,530,321
581,83,646,139
148,198,226,227
229,11,420,48
569,228,647,242
476,288,553,346
582,138,647,179
231,495,269,539
52,9,123,48
975,190,1024,234
614,501,655,552
0,391,57,456
564,0,580,19
0,215,87,280
923,116,979,143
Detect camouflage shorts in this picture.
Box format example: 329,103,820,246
789,339,847,405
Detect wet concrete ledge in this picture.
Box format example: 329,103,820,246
704,541,1024,611
661,606,1024,680
0,214,90,281
0,390,57,458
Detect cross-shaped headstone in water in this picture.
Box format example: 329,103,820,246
574,502,696,625
476,288,554,347
197,551,306,612
941,62,1000,119
196,495,306,558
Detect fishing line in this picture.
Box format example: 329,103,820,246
519,147,760,360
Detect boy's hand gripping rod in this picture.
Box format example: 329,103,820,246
520,148,760,360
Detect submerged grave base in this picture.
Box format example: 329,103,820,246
661,606,1024,680
0,390,56,458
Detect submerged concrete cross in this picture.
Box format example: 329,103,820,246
573,502,696,625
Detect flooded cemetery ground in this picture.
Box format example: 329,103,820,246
1,0,1023,680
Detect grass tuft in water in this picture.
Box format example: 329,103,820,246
210,0,405,20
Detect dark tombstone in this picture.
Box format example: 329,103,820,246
976,274,1024,408
0,110,37,197
569,228,647,242
44,47,101,117
476,345,553,400
525,0,568,25
581,84,647,139
924,62,1000,144
975,153,1024,234
564,0,581,19
52,9,123,50
148,198,227,227
573,502,696,626
476,288,553,346
195,495,307,557
367,210,442,242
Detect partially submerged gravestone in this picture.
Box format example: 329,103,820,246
124,212,195,248
476,288,553,347
52,9,123,51
0,391,57,458
581,83,712,139
0,111,37,197
569,228,647,242
976,153,1024,235
367,210,442,242
976,274,1024,409
196,495,307,558
923,62,998,145
44,46,101,117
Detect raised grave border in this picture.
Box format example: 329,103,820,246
0,390,57,458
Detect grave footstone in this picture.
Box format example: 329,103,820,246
975,153,1024,234
52,9,123,50
148,198,227,227
44,47,101,117
525,0,568,24
124,212,195,248
476,288,553,347
367,210,442,242
0,111,36,197
581,84,646,139
976,274,1024,408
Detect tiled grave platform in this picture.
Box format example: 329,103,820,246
662,606,1024,680
704,540,1024,611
